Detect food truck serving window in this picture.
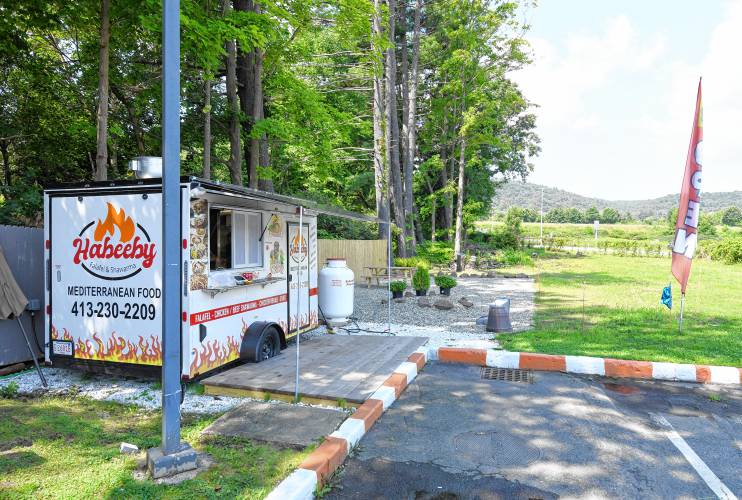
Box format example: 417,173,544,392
209,207,262,270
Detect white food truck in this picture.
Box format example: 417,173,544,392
43,175,323,380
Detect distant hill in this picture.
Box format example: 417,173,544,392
492,182,742,219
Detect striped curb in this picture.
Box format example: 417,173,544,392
438,347,741,385
264,346,431,500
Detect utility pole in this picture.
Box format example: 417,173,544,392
540,187,544,246
146,0,197,479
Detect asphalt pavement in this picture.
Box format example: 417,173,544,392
327,363,741,499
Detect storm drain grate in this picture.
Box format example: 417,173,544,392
481,367,533,383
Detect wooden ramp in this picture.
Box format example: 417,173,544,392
201,334,427,407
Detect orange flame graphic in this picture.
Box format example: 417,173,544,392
73,331,162,365
51,324,73,341
94,203,135,242
188,320,248,377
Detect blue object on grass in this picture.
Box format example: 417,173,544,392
661,284,672,310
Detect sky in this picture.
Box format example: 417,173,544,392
512,0,742,200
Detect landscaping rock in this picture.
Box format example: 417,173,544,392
381,298,388,305
393,298,407,304
458,297,474,308
476,315,488,325
434,298,454,310
487,271,497,278
120,442,139,455
404,291,415,298
417,297,432,308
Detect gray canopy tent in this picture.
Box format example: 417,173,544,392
0,246,47,386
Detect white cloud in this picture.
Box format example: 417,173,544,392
513,1,742,199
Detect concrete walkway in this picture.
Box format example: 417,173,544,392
328,363,741,499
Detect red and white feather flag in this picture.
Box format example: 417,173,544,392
671,78,703,295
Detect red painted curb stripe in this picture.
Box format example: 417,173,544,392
695,365,711,383
605,358,653,379
383,372,408,398
299,435,348,483
350,398,384,431
519,353,566,372
438,347,487,366
408,352,426,371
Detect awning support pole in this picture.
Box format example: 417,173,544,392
16,316,46,387
294,206,303,402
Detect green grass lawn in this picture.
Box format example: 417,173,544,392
0,395,309,499
497,252,742,367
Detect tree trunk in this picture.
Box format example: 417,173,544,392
94,0,110,181
399,0,416,254
453,137,466,271
226,38,242,184
0,141,10,186
234,0,256,174
438,109,452,234
407,0,422,250
385,0,406,257
248,47,263,189
372,0,389,240
203,78,212,179
430,196,436,241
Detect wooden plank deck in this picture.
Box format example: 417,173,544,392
201,335,428,405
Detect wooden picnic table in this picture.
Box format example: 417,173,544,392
363,266,416,288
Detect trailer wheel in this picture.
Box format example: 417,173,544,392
258,328,280,361
241,322,283,363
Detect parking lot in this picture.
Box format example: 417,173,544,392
328,363,741,499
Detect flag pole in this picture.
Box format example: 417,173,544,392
678,293,685,333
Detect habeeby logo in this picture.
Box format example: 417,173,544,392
72,203,157,280
290,232,308,263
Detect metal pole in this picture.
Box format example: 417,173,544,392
540,187,544,246
294,206,303,402
679,293,685,333
16,316,47,387
161,0,182,455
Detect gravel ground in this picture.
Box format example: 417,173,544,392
0,277,533,412
0,365,346,415
312,276,535,351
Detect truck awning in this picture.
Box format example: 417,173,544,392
189,177,382,224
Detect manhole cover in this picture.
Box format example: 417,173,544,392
452,431,542,467
481,367,533,383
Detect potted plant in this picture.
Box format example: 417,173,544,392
412,266,430,296
390,280,407,299
434,275,457,296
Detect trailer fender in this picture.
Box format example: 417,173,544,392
240,321,285,363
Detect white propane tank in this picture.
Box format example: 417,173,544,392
319,258,354,326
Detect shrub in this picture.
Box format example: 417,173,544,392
412,266,430,291
496,249,533,267
490,228,518,249
390,281,407,293
0,381,19,398
417,242,455,265
434,275,457,289
707,236,742,264
394,256,429,268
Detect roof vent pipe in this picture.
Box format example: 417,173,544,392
129,156,163,179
